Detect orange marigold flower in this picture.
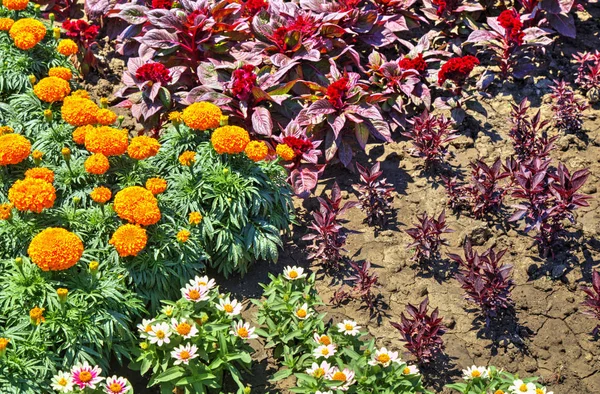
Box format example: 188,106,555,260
48,66,72,81
169,111,183,124
85,126,128,156
188,211,202,225
95,108,117,126
113,186,161,226
8,178,56,213
33,76,71,103
25,167,54,183
177,229,191,243
0,133,31,165
62,95,99,126
109,224,148,257
0,18,14,31
28,228,84,271
29,306,45,325
71,89,89,99
56,39,78,56
84,153,110,175
72,124,93,145
0,203,13,220
3,0,29,10
0,125,13,135
32,150,43,160
178,151,196,166
90,186,112,204
145,177,167,195
13,32,37,50
127,136,161,160
182,102,222,130
211,125,250,155
9,18,45,50
244,140,268,162
276,143,295,161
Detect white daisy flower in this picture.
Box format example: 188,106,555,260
368,347,399,367
171,343,199,365
189,275,216,290
181,284,210,302
230,320,258,340
105,375,129,394
283,266,307,280
326,367,356,391
401,365,420,375
306,360,332,378
51,371,74,393
337,320,361,336
462,365,489,380
216,297,243,317
170,318,199,339
313,344,337,359
148,322,171,346
508,379,537,394
294,303,311,320
136,319,154,338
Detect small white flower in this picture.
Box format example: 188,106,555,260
401,364,420,375
283,266,307,280
313,344,337,359
51,371,74,393
368,347,399,367
189,275,216,290
170,318,199,339
230,320,258,340
508,379,537,394
148,322,172,346
181,284,210,302
337,320,361,336
325,367,356,391
315,391,333,394
216,297,243,317
294,303,311,320
462,365,489,380
136,319,154,338
171,343,199,365
306,360,331,378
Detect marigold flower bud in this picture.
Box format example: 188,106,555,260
53,27,60,39
0,338,9,357
57,288,68,302
61,147,71,160
44,109,52,122
14,257,22,266
89,260,99,272
28,74,36,84
49,13,55,22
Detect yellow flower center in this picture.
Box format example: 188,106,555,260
297,309,307,318
321,347,330,355
403,367,410,374
109,383,123,392
319,335,331,345
471,370,481,377
189,289,200,300
180,350,190,360
198,281,207,286
289,270,298,278
156,330,165,339
145,325,152,333
495,391,504,394
377,354,391,363
224,304,234,313
176,323,191,336
332,371,347,381
237,327,249,338
519,384,528,392
535,390,543,394
314,368,325,378
58,378,68,386
79,371,92,382
345,324,353,331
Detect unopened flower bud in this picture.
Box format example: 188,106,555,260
49,13,55,23
100,97,109,108
0,338,9,357
14,257,22,266
140,342,149,350
61,147,71,161
53,27,60,39
73,196,81,204
243,387,251,394
89,260,99,272
44,109,53,122
28,74,36,85
57,288,68,303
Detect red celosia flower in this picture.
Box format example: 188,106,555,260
437,55,479,86
282,136,314,157
135,63,172,85
432,0,447,16
151,0,173,9
498,9,524,45
62,19,99,48
241,0,268,17
287,15,318,36
326,77,350,109
399,53,427,73
230,65,257,101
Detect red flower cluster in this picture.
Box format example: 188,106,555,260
135,63,172,85
437,55,479,86
242,0,268,17
62,19,99,48
230,65,257,101
282,136,314,157
399,53,427,73
326,77,350,109
498,9,524,45
151,0,173,9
